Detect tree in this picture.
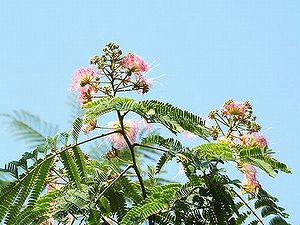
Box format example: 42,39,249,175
0,42,292,225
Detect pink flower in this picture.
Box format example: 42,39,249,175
46,182,60,193
222,101,247,116
140,118,152,131
46,182,60,225
82,120,97,134
70,67,99,104
239,163,261,193
135,74,153,94
108,120,139,148
122,53,149,74
241,132,268,148
70,67,99,92
78,86,95,104
182,131,197,140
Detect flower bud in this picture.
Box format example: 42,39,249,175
209,126,219,140
208,110,217,119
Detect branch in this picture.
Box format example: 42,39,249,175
7,131,120,191
116,111,156,225
133,143,168,153
95,164,133,202
233,189,265,225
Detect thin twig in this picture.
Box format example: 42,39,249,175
51,168,68,183
95,165,133,202
133,143,168,153
11,131,120,188
233,189,265,225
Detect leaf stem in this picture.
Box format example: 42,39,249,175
7,131,120,191
133,143,168,153
233,189,265,225
94,164,133,202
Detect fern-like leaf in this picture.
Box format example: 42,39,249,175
83,97,209,138
71,117,83,143
121,184,181,225
60,150,82,189
0,156,54,224
142,135,186,173
1,110,58,146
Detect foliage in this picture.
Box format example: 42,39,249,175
0,42,292,225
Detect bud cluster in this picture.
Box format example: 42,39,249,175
70,42,152,106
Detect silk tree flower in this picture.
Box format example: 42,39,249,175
108,120,139,148
222,101,247,116
239,163,261,194
82,120,97,134
122,53,149,74
70,67,100,104
182,131,197,140
140,118,152,131
241,132,268,148
46,182,60,193
135,74,153,94
69,67,99,92
77,86,95,104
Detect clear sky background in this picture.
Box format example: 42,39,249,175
0,0,299,223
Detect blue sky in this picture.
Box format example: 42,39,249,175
0,0,299,223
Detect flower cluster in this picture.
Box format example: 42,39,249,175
70,43,152,106
241,132,268,148
222,100,247,116
108,120,139,149
121,52,151,94
207,100,262,140
134,74,152,94
70,67,99,104
122,52,149,74
207,100,268,193
82,119,97,134
45,182,60,225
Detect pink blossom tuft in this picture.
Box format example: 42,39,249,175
46,181,60,225
182,131,197,140
140,118,152,131
70,67,99,105
240,163,261,193
108,120,139,148
222,101,247,116
122,53,149,74
69,67,99,92
46,182,60,193
135,74,153,94
82,120,97,134
77,85,96,104
241,132,268,148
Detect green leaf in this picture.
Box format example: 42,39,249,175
1,110,57,146
142,135,186,173
60,150,82,189
83,97,209,138
192,143,234,161
0,156,54,224
121,184,181,225
238,146,291,174
71,117,83,143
